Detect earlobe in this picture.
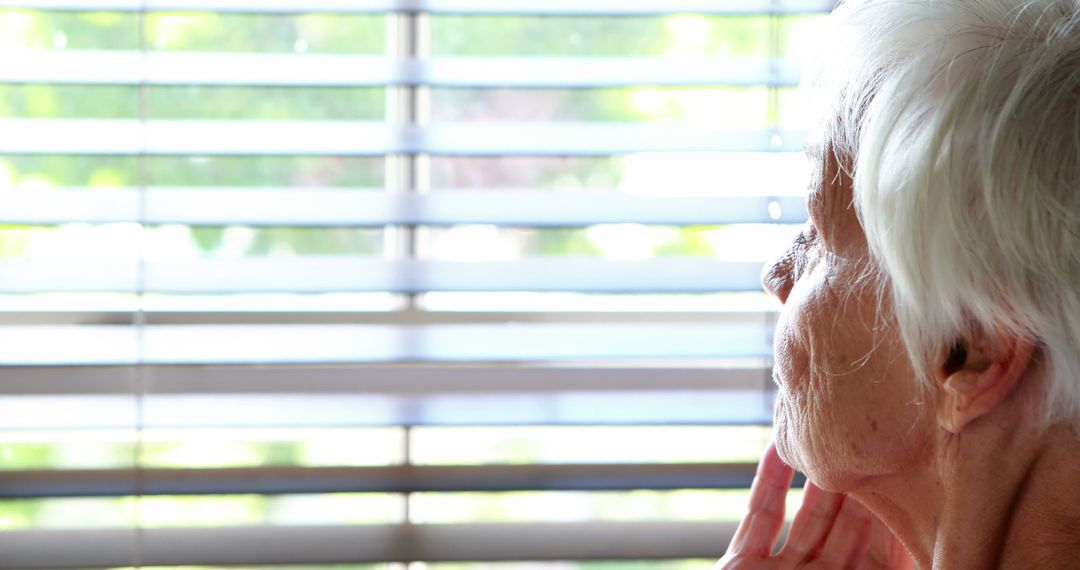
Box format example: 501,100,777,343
935,335,1036,433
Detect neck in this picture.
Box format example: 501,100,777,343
852,413,1080,569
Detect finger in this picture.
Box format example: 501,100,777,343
728,443,795,556
857,513,915,570
778,481,844,559
814,494,873,566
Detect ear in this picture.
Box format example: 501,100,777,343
935,332,1037,433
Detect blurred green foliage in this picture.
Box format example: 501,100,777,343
146,13,384,53
0,85,388,121
0,85,137,118
187,227,382,257
0,10,138,50
431,87,771,126
149,87,385,120
431,15,769,56
0,155,384,188
0,443,57,469
0,155,136,187
147,156,385,187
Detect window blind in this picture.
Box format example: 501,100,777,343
0,1,826,568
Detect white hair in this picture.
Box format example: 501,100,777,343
812,0,1080,429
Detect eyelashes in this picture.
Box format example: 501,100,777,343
794,222,819,248
787,223,819,282
764,222,824,303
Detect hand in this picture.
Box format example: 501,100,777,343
717,444,915,569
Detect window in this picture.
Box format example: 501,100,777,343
0,1,828,567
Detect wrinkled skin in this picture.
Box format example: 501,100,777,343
720,145,1080,569
761,147,932,492
719,147,922,568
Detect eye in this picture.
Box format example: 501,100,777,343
793,222,818,248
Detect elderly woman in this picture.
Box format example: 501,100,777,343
720,0,1080,568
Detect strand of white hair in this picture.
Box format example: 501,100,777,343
808,0,1080,430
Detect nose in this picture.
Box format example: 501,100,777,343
761,249,794,304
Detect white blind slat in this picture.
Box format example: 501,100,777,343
0,188,808,226
0,321,771,364
0,390,773,428
0,463,769,496
0,51,802,88
0,0,833,15
0,522,745,568
0,365,772,395
0,120,806,155
0,258,767,293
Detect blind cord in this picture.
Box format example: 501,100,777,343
132,1,149,566
764,0,783,431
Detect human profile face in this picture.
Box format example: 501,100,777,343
760,145,932,491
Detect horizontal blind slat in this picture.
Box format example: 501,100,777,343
0,463,788,496
0,0,834,15
0,390,773,428
0,310,777,326
0,364,773,395
0,522,743,568
0,188,809,226
0,120,805,155
0,5,800,566
0,322,772,364
0,258,767,293
0,51,801,87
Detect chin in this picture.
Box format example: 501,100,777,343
772,396,803,471
772,396,851,492
772,425,810,480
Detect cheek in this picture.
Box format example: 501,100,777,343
771,259,827,399
772,318,809,391
771,261,823,391
770,262,931,490
770,276,830,474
